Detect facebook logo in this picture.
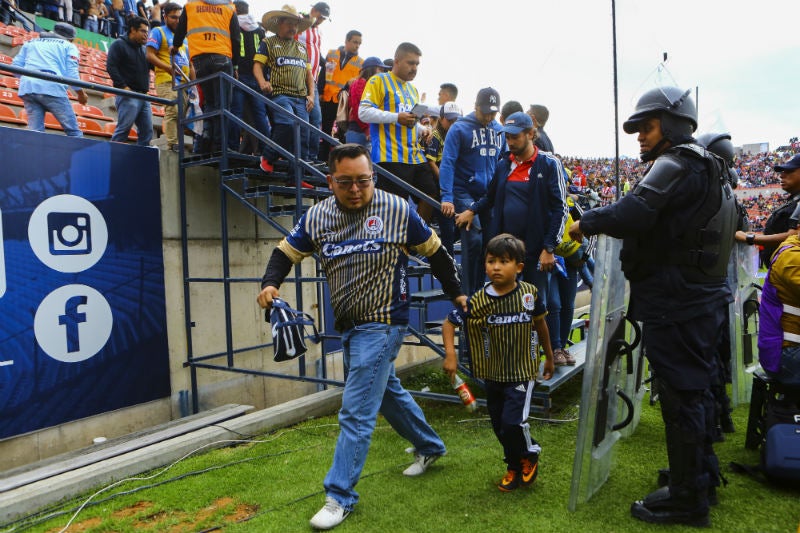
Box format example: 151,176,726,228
34,285,113,363
59,295,88,353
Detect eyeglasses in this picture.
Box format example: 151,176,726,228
332,176,374,188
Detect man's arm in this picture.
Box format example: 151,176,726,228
105,42,128,89
442,319,459,379
229,11,240,68
256,247,295,310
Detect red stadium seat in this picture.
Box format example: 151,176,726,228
0,103,25,125
19,109,63,130
0,76,19,89
76,116,110,136
72,102,112,121
104,121,138,141
0,88,23,106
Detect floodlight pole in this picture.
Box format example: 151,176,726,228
612,0,620,200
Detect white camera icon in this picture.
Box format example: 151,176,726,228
47,212,92,256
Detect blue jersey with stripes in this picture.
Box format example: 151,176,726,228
277,190,442,326
360,71,426,165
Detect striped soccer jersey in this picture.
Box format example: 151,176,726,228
254,36,310,97
360,71,426,165
277,190,442,326
448,281,546,382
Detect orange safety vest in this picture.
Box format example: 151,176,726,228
184,0,235,59
322,48,362,103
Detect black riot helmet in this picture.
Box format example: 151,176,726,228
623,86,698,161
696,132,734,163
697,132,739,188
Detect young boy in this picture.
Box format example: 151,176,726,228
442,233,555,491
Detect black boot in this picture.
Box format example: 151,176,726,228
655,468,718,506
631,486,710,527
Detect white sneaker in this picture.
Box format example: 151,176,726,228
402,453,443,476
310,496,350,530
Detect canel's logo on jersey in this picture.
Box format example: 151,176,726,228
276,57,307,68
521,293,536,310
363,216,383,234
322,239,383,258
487,312,532,325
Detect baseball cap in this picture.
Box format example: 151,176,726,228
502,111,534,134
774,154,800,172
476,87,500,114
52,22,76,40
362,56,388,70
440,101,462,121
311,1,330,18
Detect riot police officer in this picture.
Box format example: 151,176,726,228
734,153,800,263
569,86,737,527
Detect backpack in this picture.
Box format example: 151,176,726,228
267,299,320,362
335,84,350,134
732,375,800,486
761,397,800,484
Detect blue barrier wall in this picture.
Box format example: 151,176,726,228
0,128,170,439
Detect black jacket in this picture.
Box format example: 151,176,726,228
106,36,150,93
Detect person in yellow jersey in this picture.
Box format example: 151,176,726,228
146,1,196,151
171,0,240,154
358,42,438,222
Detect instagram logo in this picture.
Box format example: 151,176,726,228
48,212,92,255
28,195,107,273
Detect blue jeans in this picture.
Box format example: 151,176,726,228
452,188,488,294
112,96,152,145
344,127,368,149
263,93,310,162
306,85,321,160
546,262,579,350
229,73,270,152
324,323,446,510
767,344,800,386
523,264,550,319
22,93,82,136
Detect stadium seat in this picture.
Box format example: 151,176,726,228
104,121,138,141
0,103,25,125
76,116,109,136
151,105,165,117
72,102,112,121
19,109,63,130
0,88,23,106
0,54,12,64
80,74,112,88
0,76,19,89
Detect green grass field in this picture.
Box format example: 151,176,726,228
6,371,799,533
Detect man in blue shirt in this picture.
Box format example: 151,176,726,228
12,22,88,137
440,87,505,294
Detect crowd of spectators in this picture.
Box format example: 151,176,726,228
11,0,161,38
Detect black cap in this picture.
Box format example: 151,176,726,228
311,2,330,18
774,154,800,172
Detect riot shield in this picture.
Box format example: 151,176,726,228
728,242,761,406
568,235,644,510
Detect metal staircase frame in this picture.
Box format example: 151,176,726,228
174,71,472,413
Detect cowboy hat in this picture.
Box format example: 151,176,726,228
262,4,314,34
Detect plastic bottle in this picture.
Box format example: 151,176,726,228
452,375,477,412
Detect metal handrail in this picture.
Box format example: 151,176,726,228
1,62,173,106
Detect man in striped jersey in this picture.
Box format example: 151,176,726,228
442,233,554,492
254,5,315,173
359,42,438,223
257,143,465,530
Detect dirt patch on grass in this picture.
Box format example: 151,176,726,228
47,498,259,532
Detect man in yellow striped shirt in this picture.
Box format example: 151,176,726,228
359,42,438,222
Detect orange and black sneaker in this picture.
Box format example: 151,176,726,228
520,457,539,487
498,469,520,492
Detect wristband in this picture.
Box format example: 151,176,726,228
745,233,756,245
